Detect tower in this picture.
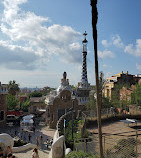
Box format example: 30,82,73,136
81,31,88,85
76,31,91,106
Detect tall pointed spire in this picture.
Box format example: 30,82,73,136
81,31,88,84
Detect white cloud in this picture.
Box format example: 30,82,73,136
0,0,82,70
101,35,141,58
124,39,141,57
105,72,112,78
98,50,115,59
102,64,112,68
102,64,107,68
101,40,111,47
112,35,124,48
136,63,141,72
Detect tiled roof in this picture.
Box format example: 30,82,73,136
30,97,43,103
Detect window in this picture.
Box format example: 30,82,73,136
0,111,4,121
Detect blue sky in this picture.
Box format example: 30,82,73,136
0,0,141,88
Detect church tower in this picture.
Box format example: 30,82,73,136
76,31,91,106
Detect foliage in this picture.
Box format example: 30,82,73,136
111,84,130,108
102,97,112,109
19,92,25,96
29,91,42,97
65,120,80,149
65,151,98,158
40,87,53,96
70,85,76,90
86,92,96,110
65,119,88,149
14,139,27,147
86,93,112,110
21,99,30,111
8,80,20,95
7,94,19,110
131,85,141,106
87,72,111,110
111,84,123,108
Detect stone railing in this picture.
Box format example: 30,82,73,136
56,111,75,136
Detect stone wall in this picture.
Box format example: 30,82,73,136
129,105,141,115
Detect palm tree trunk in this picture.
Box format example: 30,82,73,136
90,0,104,157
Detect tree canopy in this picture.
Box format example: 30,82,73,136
7,94,19,110
8,80,20,95
29,91,42,97
21,99,30,112
131,85,141,106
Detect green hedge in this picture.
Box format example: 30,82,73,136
65,151,98,158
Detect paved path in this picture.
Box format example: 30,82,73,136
88,120,141,135
14,148,49,158
0,124,56,158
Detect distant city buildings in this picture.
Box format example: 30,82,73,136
0,82,8,126
103,71,141,100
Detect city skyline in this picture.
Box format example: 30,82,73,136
0,0,141,88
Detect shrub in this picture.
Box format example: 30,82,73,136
14,139,27,147
65,151,98,158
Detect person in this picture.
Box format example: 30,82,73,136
7,153,12,158
23,133,26,142
14,130,17,137
0,153,3,158
18,132,21,139
28,133,32,143
46,138,49,149
36,136,39,148
32,148,39,158
40,135,43,149
5,146,12,158
33,126,35,133
0,147,3,158
50,139,53,145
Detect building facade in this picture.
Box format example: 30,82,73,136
45,72,79,128
120,85,136,103
0,82,8,126
29,97,45,114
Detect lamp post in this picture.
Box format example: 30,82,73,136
71,91,75,140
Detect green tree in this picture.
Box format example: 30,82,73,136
8,80,20,95
7,94,19,110
102,97,112,109
70,85,76,90
29,91,42,97
21,99,30,111
86,92,96,110
111,84,122,107
131,85,141,106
